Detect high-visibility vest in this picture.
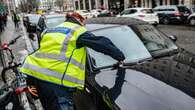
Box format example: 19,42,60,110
20,22,87,90
16,15,20,21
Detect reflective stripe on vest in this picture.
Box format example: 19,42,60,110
33,52,85,70
22,63,84,85
21,22,86,89
33,25,85,70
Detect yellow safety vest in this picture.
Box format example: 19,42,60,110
20,22,87,90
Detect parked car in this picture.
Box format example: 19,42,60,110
28,14,66,43
76,10,93,18
117,8,159,26
73,17,195,110
22,14,40,33
97,10,113,17
90,9,102,17
190,7,195,13
187,13,195,26
153,5,191,24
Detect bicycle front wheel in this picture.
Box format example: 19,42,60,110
1,67,17,85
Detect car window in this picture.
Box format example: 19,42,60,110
129,9,137,14
153,8,175,11
133,25,178,54
121,10,129,15
141,9,154,13
38,18,46,30
82,10,89,13
88,25,152,68
177,6,190,13
166,8,175,11
46,16,65,28
153,8,165,11
28,15,40,24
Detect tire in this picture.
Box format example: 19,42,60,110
189,17,195,26
163,17,170,25
153,23,158,27
1,67,17,85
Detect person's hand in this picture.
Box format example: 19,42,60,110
118,60,124,67
118,60,124,64
28,86,38,97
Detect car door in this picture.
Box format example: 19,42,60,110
139,9,158,22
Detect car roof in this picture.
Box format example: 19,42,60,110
154,5,187,9
86,17,148,31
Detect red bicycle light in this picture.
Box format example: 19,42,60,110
1,43,8,49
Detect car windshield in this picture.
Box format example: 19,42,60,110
46,16,65,28
141,9,154,13
28,15,40,24
134,25,178,54
177,6,190,13
82,10,89,13
87,25,152,68
87,24,178,68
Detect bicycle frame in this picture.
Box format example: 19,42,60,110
0,35,38,110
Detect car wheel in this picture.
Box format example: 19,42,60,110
163,17,170,25
189,18,195,26
153,23,158,27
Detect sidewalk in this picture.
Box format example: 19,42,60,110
0,17,27,81
0,16,43,110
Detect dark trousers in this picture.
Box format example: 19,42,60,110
27,77,74,110
14,21,19,29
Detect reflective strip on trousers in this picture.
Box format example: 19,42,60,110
34,52,85,70
22,63,84,85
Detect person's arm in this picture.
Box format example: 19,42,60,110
76,32,125,61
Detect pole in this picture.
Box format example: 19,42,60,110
6,0,11,15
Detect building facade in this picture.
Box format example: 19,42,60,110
0,0,15,14
127,0,195,8
74,0,109,10
75,0,195,11
39,0,56,10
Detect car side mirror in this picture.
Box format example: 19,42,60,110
168,35,177,42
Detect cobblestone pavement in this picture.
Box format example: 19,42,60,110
157,25,195,54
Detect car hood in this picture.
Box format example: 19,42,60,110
95,68,195,110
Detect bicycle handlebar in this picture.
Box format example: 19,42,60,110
8,35,22,46
0,35,22,50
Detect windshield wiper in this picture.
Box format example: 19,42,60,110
152,49,179,58
94,59,151,71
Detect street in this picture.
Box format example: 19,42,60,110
158,25,195,54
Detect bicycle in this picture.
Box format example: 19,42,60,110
0,35,40,110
